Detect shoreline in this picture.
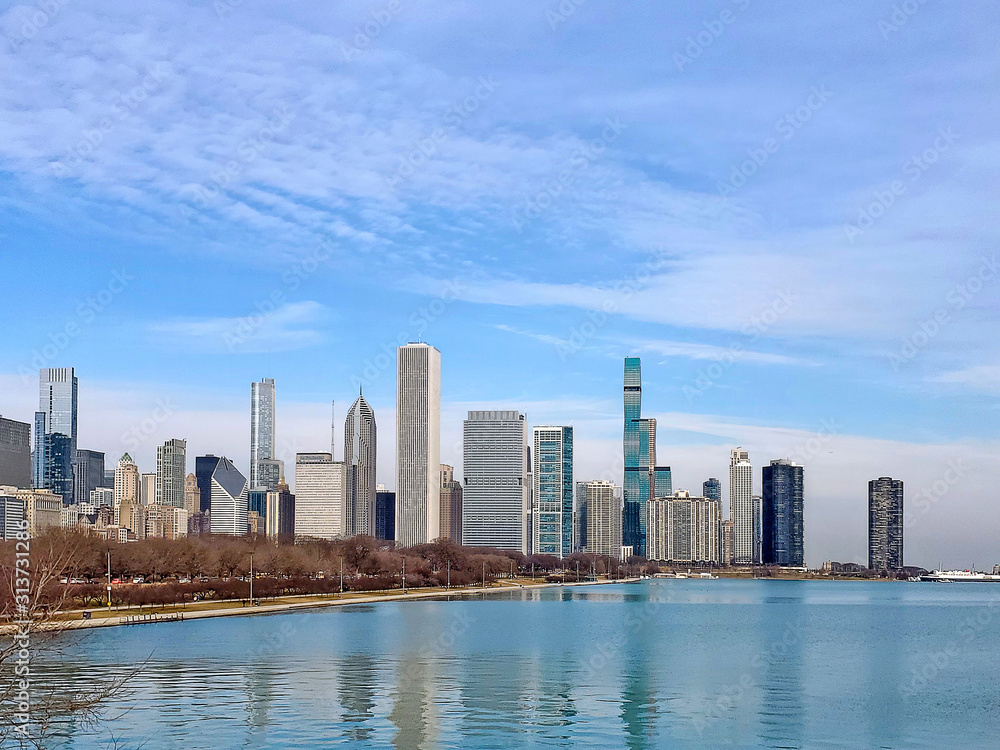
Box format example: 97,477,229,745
18,577,643,633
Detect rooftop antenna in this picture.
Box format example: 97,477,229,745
330,399,336,459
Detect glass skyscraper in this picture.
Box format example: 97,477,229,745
35,368,78,504
703,477,722,503
761,459,804,567
250,378,281,490
623,358,656,556
532,426,573,557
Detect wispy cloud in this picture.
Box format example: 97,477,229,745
148,301,330,354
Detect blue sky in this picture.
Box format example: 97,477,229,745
1,0,999,566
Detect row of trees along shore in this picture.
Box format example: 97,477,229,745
1,530,657,613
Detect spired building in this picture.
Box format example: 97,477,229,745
208,457,249,536
156,439,187,508
395,343,441,547
344,392,377,537
0,416,31,488
729,448,754,565
250,377,282,491
34,367,78,504
462,411,530,554
869,477,904,572
761,460,805,567
531,426,574,558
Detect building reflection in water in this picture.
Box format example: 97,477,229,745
340,653,377,742
620,617,658,750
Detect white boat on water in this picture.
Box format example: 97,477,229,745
919,569,1000,582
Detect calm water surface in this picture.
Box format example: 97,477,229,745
46,580,1000,749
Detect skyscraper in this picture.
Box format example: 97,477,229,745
208,457,249,536
250,377,282,490
113,453,140,508
584,480,622,558
462,410,529,553
140,473,156,506
344,392,377,537
155,439,187,508
730,448,753,565
703,478,722,504
375,486,396,541
532,426,574,558
653,466,672,498
439,465,463,543
195,455,221,514
0,416,31,488
294,452,345,540
575,481,588,552
72,449,105,507
35,367,78,503
265,482,295,539
623,358,657,556
761,459,805,567
396,343,441,546
646,490,722,563
183,472,199,516
869,477,904,572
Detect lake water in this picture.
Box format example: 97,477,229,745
45,580,1000,749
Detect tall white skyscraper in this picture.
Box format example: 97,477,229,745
730,447,753,565
344,392,376,537
294,452,345,539
155,439,187,508
395,343,441,547
462,410,529,554
250,377,282,490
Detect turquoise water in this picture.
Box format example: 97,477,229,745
47,580,1000,749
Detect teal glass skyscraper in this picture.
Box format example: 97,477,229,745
35,367,78,504
532,426,573,557
623,357,649,555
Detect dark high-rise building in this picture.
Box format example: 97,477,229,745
248,489,268,519
575,481,588,552
761,460,804,567
344,393,377,537
703,478,722,504
73,449,105,505
0,416,31,488
375,489,396,541
868,477,903,572
35,368,78,503
195,455,221,514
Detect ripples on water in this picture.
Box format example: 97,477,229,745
43,581,1000,749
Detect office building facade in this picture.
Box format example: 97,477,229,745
114,454,140,508
250,377,281,490
294,452,345,540
439,465,463,544
208,457,248,536
265,482,295,539
703,477,722,503
396,343,441,547
0,416,31,488
34,368,78,503
531,426,574,557
73,449,105,508
0,494,25,540
375,487,396,541
155,439,187,508
462,410,529,553
869,477,904,571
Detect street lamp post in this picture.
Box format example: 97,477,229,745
447,560,450,590
106,550,111,610
482,561,486,589
402,557,407,594
249,552,254,603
